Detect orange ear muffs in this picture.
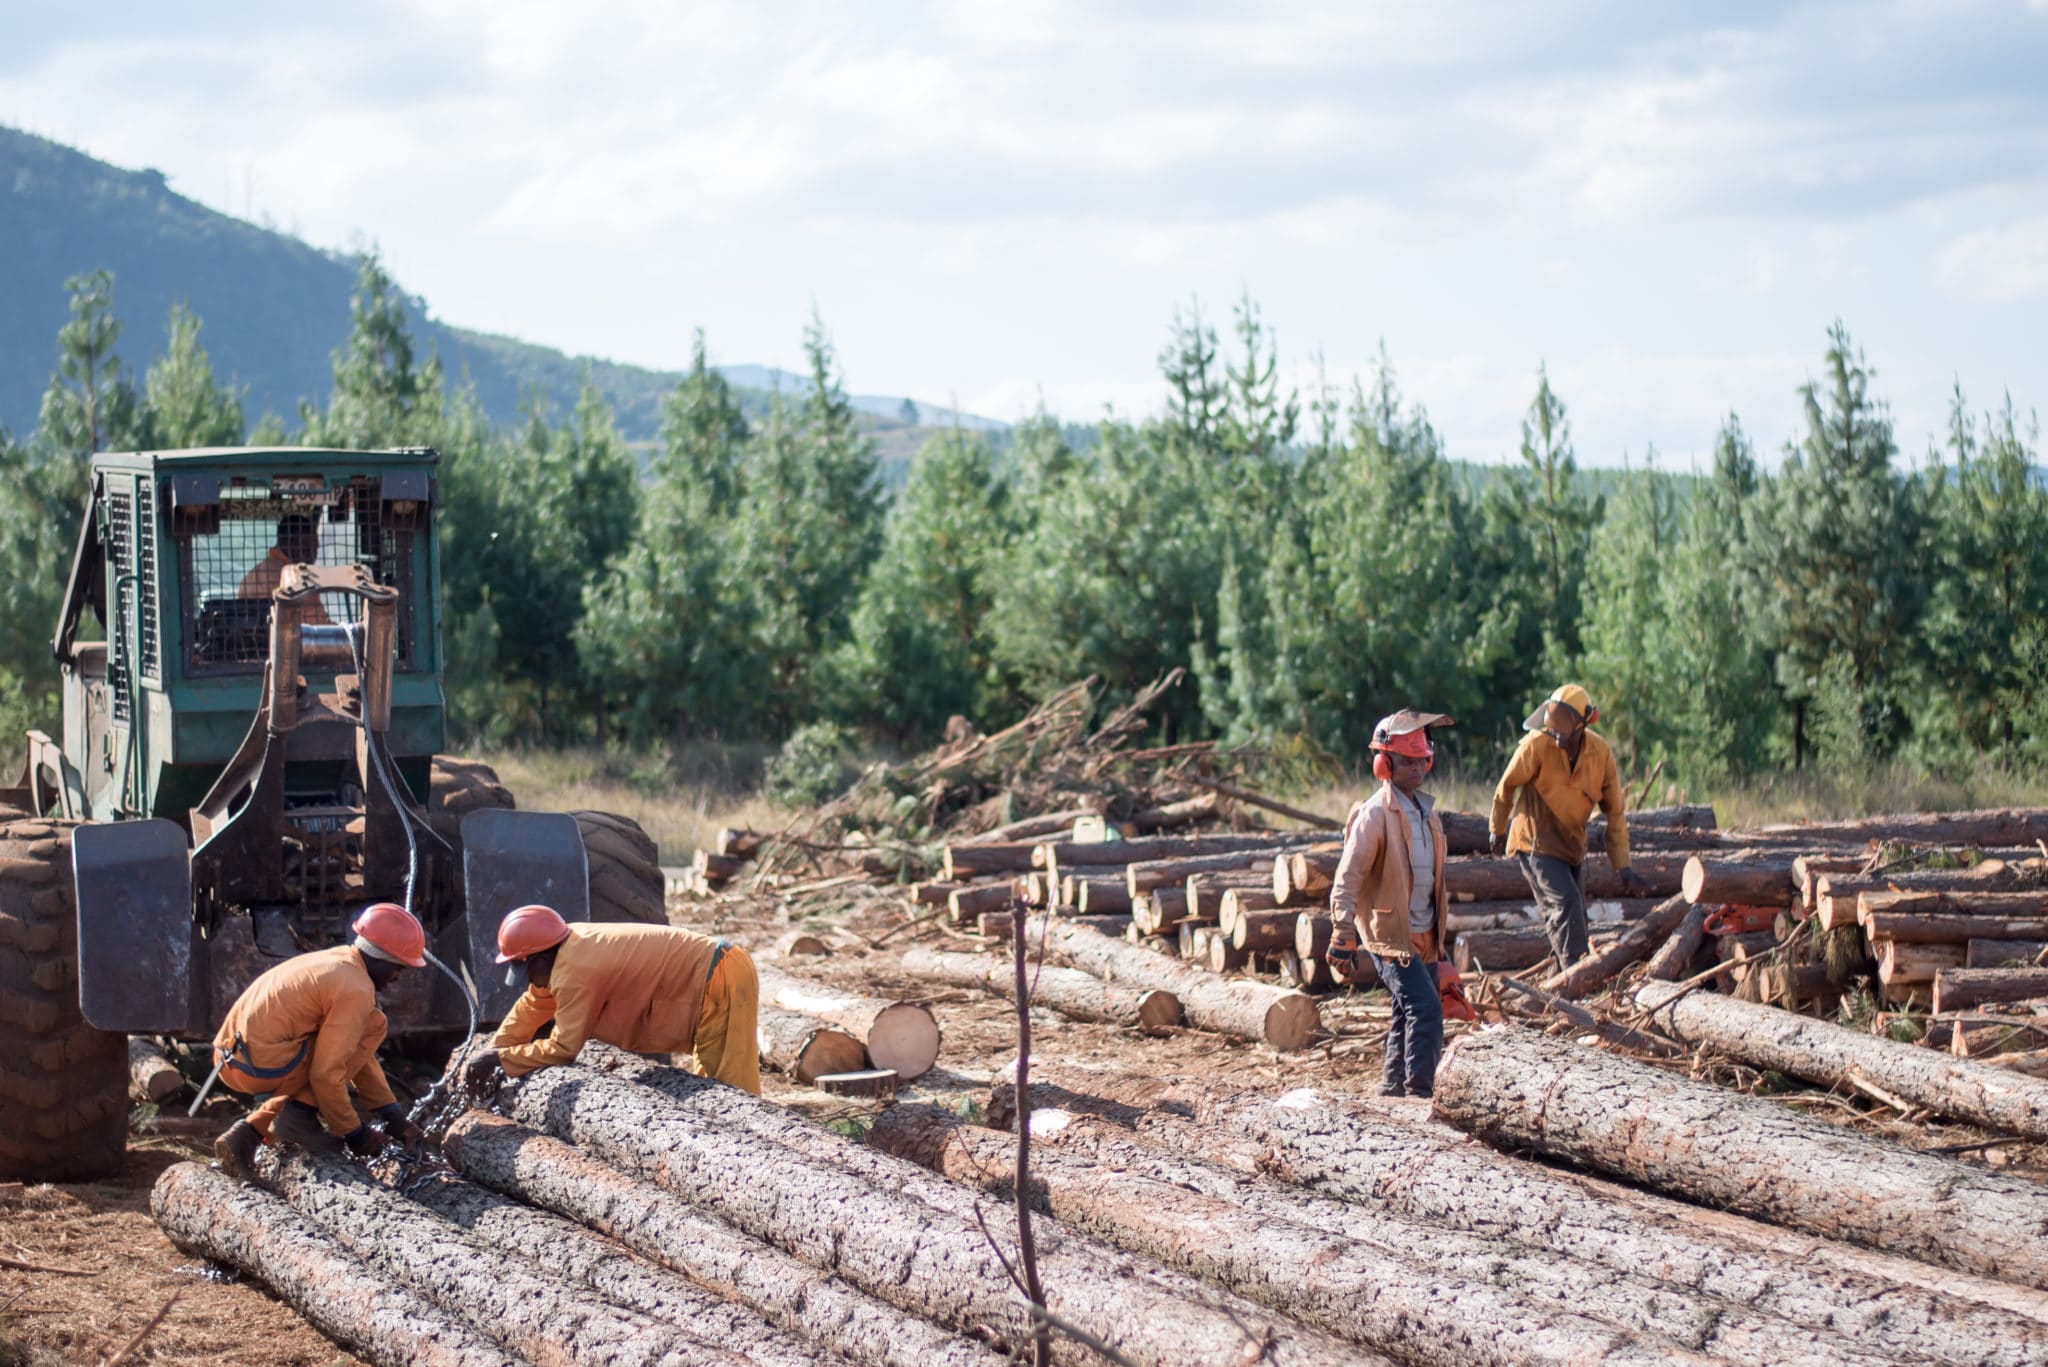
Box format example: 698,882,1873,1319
1372,752,1392,781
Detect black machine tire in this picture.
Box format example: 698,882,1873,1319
573,810,667,925
0,818,128,1181
426,755,516,840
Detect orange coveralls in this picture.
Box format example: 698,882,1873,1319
493,923,761,1095
212,944,396,1140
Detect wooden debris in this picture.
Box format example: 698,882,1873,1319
755,964,941,1081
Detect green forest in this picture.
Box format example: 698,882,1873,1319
2,257,2044,797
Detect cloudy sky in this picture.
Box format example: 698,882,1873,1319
4,1,2045,466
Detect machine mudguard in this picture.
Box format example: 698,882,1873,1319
461,809,589,1020
72,819,204,1034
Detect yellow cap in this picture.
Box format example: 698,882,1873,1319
1524,684,1595,733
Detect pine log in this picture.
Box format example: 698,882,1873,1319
1643,904,1710,981
870,1105,1756,1367
403,1173,829,1366
941,842,1038,880
1862,888,2048,926
1638,979,2048,1141
1185,870,1265,922
988,1064,2048,1361
1867,911,2048,943
150,1163,513,1367
1217,886,1279,939
907,881,962,906
899,946,1182,1033
693,849,744,883
754,965,940,1080
1970,940,2048,968
1038,831,1304,874
1750,808,2048,847
715,827,768,859
1440,854,1688,904
1952,1016,2048,1059
1937,967,2048,1014
1494,974,1683,1055
976,910,1012,939
1071,876,1130,914
263,1149,750,1366
1795,856,1867,914
443,1115,999,1367
957,808,1096,846
756,1006,867,1084
128,1037,183,1104
1434,1025,2048,1286
1453,926,1552,973
1818,859,2048,930
1026,915,1320,1048
946,882,1014,923
1129,845,1312,895
1125,792,1220,832
1230,905,1295,953
1204,932,1249,974
1288,844,1342,899
1681,853,1798,906
1879,940,1966,987
500,1061,1373,1367
1540,894,1692,998
1294,910,1332,961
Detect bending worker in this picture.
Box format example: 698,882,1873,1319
464,908,761,1095
212,903,427,1180
1489,684,1649,968
1328,710,1452,1099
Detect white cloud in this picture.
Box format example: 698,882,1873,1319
1937,217,2048,300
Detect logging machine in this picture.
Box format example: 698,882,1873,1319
0,446,666,1182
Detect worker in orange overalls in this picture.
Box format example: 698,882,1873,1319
463,907,761,1096
237,511,333,625
211,903,427,1179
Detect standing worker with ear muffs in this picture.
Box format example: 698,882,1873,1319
1490,684,1648,969
1327,710,1453,1098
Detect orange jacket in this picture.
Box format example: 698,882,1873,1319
1329,784,1448,963
213,945,395,1135
238,547,333,625
1489,728,1631,869
494,923,726,1077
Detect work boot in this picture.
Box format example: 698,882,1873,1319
213,1120,262,1181
1378,1081,1407,1098
268,1100,343,1156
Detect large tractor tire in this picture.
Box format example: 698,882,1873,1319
426,755,516,842
0,819,127,1181
571,810,667,925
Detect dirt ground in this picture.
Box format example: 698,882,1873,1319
7,881,2038,1363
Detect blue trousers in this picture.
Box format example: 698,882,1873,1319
1369,950,1444,1095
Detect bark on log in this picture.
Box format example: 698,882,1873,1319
899,946,1182,1033
907,881,962,906
1818,860,2047,930
498,1061,1373,1367
1230,906,1295,953
1434,1025,2048,1287
1867,911,2048,943
756,1006,867,1084
754,965,939,1080
869,1105,1762,1367
1128,846,1311,895
1442,854,1688,904
1540,894,1691,998
128,1037,182,1104
945,882,1013,923
1682,853,1799,906
403,1173,831,1366
1185,870,1265,922
264,1148,750,1366
1638,979,2048,1141
1288,845,1342,899
693,849,744,882
1130,888,1191,934
1036,831,1304,873
150,1162,514,1367
444,1115,999,1367
1644,904,1711,981
957,808,1096,846
1937,967,2048,1014
715,828,768,859
1795,856,1866,913
1749,808,2048,847
1970,940,2048,968
1881,940,1967,987
1295,910,1332,962
1861,888,2048,926
1025,916,1321,1049
1453,926,1553,974
942,842,1040,880
989,1064,2048,1362
1126,792,1220,832
1071,876,1130,914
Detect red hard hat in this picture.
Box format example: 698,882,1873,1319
352,902,427,968
496,904,571,963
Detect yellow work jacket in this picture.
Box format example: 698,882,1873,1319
494,923,724,1076
213,944,395,1135
1490,728,1631,869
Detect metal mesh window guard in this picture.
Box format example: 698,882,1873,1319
179,478,416,674
107,492,133,723
136,480,159,679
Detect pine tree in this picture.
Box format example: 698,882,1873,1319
36,269,143,465
142,301,244,448
1511,364,1599,668
1575,458,1677,764
1158,298,1224,457
1218,290,1299,464
302,253,444,449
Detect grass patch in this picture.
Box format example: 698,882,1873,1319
474,744,793,864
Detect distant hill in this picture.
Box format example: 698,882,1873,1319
0,126,1005,450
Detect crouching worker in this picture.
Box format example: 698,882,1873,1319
464,908,761,1096
1327,711,1452,1099
212,903,428,1179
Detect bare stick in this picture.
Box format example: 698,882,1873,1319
1182,774,1340,829
1011,899,1051,1367
99,1292,179,1366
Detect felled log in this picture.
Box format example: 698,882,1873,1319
1126,792,1221,832
404,1172,828,1366
907,881,962,906
1862,888,2048,929
1038,831,1303,874
499,1061,1371,1367
1294,910,1332,961
1229,905,1295,953
693,849,744,883
1494,975,1681,1055
1069,876,1130,914
1185,870,1265,922
1440,854,1687,904
1540,895,1691,999
1638,980,2048,1141
1952,1016,2048,1059
714,828,768,859
1881,940,1966,989
1026,916,1320,1049
1454,926,1552,974
1752,808,2048,847
1971,940,2048,968
900,946,1182,1033
1643,904,1710,980
988,1064,2048,1363
1818,860,2047,930
754,965,939,1080
1434,1025,2048,1287
1284,845,1342,899
1204,933,1250,974
1217,886,1279,939
942,842,1039,880
1795,856,1866,913
870,1105,1758,1366
946,882,1014,923
756,1006,867,1084
1681,852,1799,906
150,1163,512,1367
1937,967,2048,1014
1129,846,1311,895
1131,887,1191,934
957,808,1095,846
445,1114,1000,1367
128,1038,183,1104
264,1148,746,1366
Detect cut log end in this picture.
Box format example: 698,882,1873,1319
793,1028,868,1084
865,1002,941,1080
1135,988,1184,1034
1262,992,1322,1051
818,1069,900,1097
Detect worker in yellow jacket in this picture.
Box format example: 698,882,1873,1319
211,903,427,1179
1490,684,1648,967
464,909,761,1096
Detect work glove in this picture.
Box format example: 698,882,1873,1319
376,1104,426,1156
1326,924,1360,969
1617,867,1650,897
1488,830,1508,858
341,1124,386,1158
463,1047,505,1094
